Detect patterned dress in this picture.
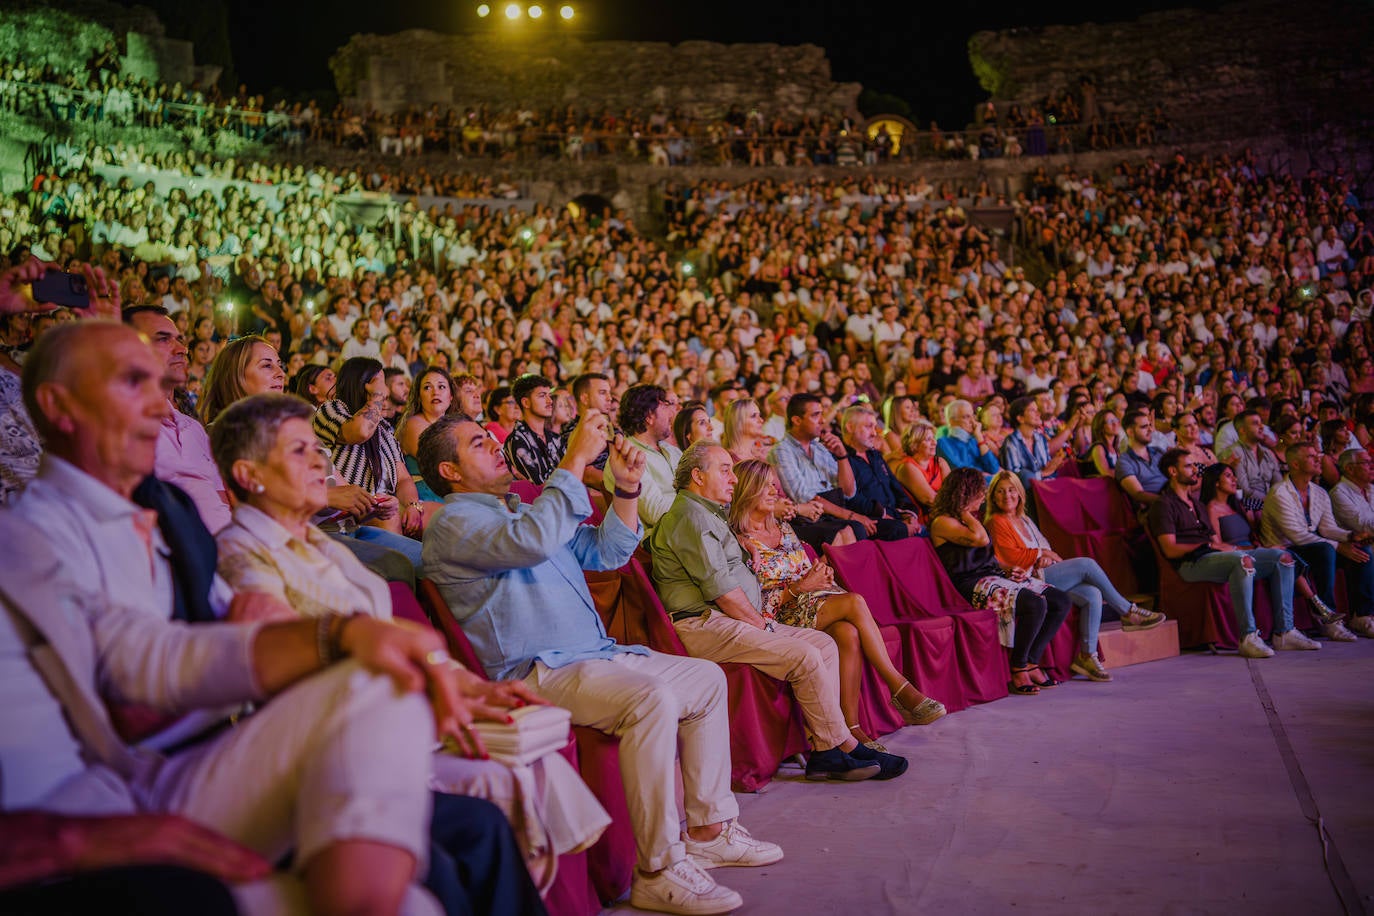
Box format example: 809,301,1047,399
0,367,40,506
742,521,844,629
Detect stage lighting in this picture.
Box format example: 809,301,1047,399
505,3,521,18
528,4,543,18
560,4,574,19
477,3,491,15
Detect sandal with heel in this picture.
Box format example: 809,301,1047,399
1008,666,1041,695
892,681,947,725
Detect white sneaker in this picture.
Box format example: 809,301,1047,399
1322,620,1358,642
684,820,784,869
630,859,743,915
1348,616,1374,638
1272,629,1321,651
1239,631,1275,658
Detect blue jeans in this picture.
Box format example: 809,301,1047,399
1179,547,1295,636
351,524,424,575
1041,556,1131,653
1288,541,1374,617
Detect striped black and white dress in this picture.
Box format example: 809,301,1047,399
313,399,404,495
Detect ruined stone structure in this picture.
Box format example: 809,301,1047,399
330,32,862,120
0,3,216,88
968,0,1374,142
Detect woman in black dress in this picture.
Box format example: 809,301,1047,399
928,467,1072,694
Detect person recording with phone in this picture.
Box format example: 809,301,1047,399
0,257,120,506
313,358,436,570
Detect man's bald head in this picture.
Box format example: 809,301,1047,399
23,321,170,496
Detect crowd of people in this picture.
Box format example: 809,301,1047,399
2,42,1182,166
2,87,1374,913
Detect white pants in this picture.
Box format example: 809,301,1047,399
524,650,737,872
146,662,436,898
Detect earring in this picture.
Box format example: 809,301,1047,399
253,482,266,494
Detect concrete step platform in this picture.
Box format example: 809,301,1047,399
1100,618,1180,668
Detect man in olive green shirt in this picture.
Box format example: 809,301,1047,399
649,441,899,781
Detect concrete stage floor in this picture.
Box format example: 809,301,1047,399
608,639,1374,915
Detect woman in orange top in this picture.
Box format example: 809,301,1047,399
984,471,1165,683
890,420,949,518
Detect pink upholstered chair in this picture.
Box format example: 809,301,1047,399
1032,477,1149,596
825,539,976,711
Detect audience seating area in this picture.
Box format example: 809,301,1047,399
372,465,1267,910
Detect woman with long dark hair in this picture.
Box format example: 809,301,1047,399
929,467,1072,694
313,357,429,545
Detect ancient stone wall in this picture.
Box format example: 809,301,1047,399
968,0,1374,138
330,32,862,119
0,4,212,88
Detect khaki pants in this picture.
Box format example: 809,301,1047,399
674,611,849,751
524,650,736,872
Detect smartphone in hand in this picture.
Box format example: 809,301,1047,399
31,271,89,309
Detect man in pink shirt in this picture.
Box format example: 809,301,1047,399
123,306,232,532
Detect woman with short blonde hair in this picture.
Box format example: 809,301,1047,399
983,470,1165,682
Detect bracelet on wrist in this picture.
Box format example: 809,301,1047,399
315,614,336,666
320,614,354,666
613,482,642,499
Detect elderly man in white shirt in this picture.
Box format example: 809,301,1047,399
2,320,469,914
1262,442,1374,640
1331,448,1374,535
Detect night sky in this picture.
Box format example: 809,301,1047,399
205,0,1220,127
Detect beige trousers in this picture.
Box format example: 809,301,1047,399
674,610,850,751
524,650,737,872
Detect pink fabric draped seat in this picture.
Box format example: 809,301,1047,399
1032,477,1149,597
826,539,1009,709
508,479,605,525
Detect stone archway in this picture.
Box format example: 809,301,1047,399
861,114,918,157
567,192,612,220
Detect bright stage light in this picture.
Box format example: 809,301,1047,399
528,4,543,18
476,3,490,16
505,3,521,18
559,5,574,19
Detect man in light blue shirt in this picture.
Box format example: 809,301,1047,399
936,399,1001,476
1000,396,1070,487
1115,409,1167,511
768,392,870,548
419,411,783,913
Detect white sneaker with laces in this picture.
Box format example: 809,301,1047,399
630,859,743,915
1349,616,1374,638
1272,629,1321,651
684,820,784,869
1323,620,1358,642
1239,631,1275,658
